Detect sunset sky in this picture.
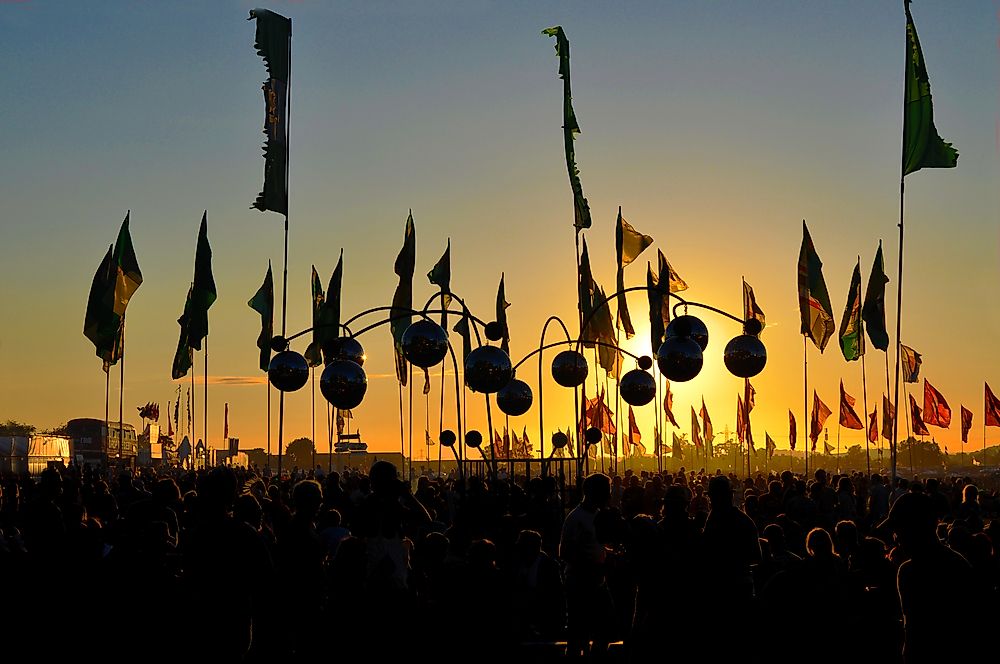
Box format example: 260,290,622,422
2,1,998,458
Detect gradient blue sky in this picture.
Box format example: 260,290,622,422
2,1,998,458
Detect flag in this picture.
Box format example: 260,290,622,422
228,434,239,458
986,383,1000,427
171,286,195,380
700,398,714,445
789,410,797,451
745,381,756,413
922,379,951,428
736,395,746,444
109,212,143,324
318,252,344,366
615,208,653,339
797,222,836,352
453,305,472,370
960,406,973,443
909,394,930,436
653,423,663,457
628,405,641,449
743,280,765,330
810,391,832,450
249,8,291,215
224,402,229,443
882,396,896,442
672,432,684,460
503,428,512,458
900,345,922,383
542,26,592,230
337,411,345,436
186,388,192,432
862,242,890,351
248,262,274,372
305,266,326,367
83,244,118,369
824,441,834,456
592,284,620,377
765,433,776,459
584,390,617,436
523,427,533,455
658,250,688,294
902,0,958,176
839,261,865,361
427,239,452,330
646,262,667,356
496,273,511,354
579,237,596,346
425,430,436,447
663,381,679,428
839,381,864,430
565,428,576,457
390,212,416,384
868,406,878,444
188,213,217,351
167,402,174,437
493,430,503,459
691,407,703,448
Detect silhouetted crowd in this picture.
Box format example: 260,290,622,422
1,461,997,663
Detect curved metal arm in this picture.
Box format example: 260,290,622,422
284,322,354,344
513,339,642,372
670,296,744,325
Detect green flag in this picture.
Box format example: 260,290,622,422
248,262,274,372
109,212,143,320
249,8,291,214
902,1,958,176
188,212,217,350
496,273,511,354
615,207,653,339
542,26,592,230
390,212,416,384
862,241,890,352
427,239,452,329
839,260,864,361
797,221,835,352
172,286,194,380
305,266,326,367
319,251,344,365
83,244,119,370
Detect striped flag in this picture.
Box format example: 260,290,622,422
900,345,922,383
797,222,836,352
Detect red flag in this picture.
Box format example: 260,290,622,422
691,406,703,448
867,406,878,444
503,427,511,458
909,394,930,436
882,395,895,441
736,395,746,443
810,391,832,451
789,410,797,450
985,383,1000,427
628,405,641,445
839,381,864,429
960,406,973,443
663,380,679,428
922,379,952,428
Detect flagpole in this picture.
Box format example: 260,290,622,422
191,359,195,471
803,335,809,478
276,27,292,481
859,257,871,478
884,352,891,474
105,368,110,465
310,367,316,474
327,404,333,473
266,382,271,471
398,382,405,472
204,338,209,467
438,360,445,478
408,364,414,486
903,386,913,476
119,317,126,466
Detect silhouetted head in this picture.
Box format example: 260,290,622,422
814,469,827,486
707,475,733,508
880,492,937,549
292,479,323,520
582,473,611,508
369,460,399,496
198,467,238,515
806,528,834,558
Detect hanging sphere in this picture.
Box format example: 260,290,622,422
743,318,764,337
465,345,513,394
465,430,483,448
496,378,533,416
484,321,505,342
723,334,767,378
656,337,704,383
551,431,568,449
268,350,309,392
401,320,449,368
551,350,589,388
319,360,368,409
666,315,709,351
269,335,289,353
637,355,654,371
585,427,603,445
440,430,457,447
323,336,366,366
619,369,657,407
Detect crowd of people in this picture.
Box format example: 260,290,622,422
1,460,997,662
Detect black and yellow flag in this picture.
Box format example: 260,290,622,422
615,208,653,339
249,8,291,215
902,1,958,176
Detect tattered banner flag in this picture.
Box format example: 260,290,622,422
249,8,291,215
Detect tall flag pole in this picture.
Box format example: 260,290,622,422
893,0,959,482
798,221,834,475
248,262,273,469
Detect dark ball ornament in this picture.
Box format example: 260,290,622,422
743,318,764,337
268,350,309,392
269,335,289,353
465,430,483,448
439,430,457,447
656,337,704,383
496,378,533,416
551,431,569,449
585,427,603,445
319,360,368,409
723,334,767,379
401,320,449,368
323,336,366,366
666,315,709,351
619,369,657,407
465,346,513,394
484,321,505,342
551,350,589,388
637,355,654,371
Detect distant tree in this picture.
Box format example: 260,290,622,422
285,437,314,468
0,420,36,437
42,422,70,436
